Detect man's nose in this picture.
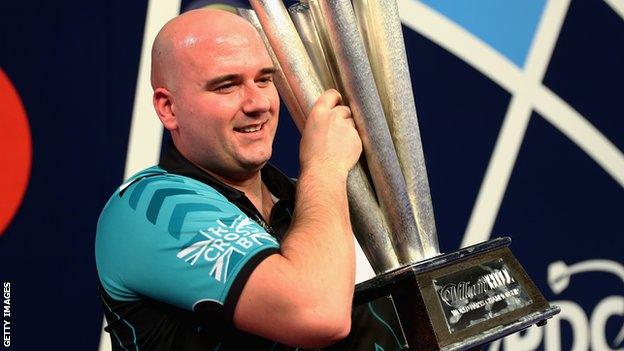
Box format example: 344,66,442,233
242,84,271,115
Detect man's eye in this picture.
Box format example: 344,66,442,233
257,76,273,87
215,83,236,93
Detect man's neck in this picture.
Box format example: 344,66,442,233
210,169,262,195
202,166,274,222
170,140,275,221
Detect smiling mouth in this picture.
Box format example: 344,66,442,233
234,122,265,133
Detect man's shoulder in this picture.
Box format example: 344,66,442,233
119,165,213,194
95,165,281,307
111,165,226,203
97,166,237,229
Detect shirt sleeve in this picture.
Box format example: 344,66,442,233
96,174,279,320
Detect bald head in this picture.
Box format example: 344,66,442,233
149,8,279,180
150,8,264,90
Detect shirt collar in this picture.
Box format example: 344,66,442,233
158,139,296,204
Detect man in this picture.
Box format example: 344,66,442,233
96,8,363,350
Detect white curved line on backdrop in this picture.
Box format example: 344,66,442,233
568,259,624,281
462,0,570,247
535,85,624,186
398,0,624,247
604,0,624,20
123,1,180,179
101,3,182,351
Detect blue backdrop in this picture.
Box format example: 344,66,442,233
1,0,622,350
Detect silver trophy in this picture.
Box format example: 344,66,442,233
241,1,560,350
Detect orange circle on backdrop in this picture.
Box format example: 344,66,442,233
0,68,32,236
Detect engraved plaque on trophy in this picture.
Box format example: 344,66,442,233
354,238,559,350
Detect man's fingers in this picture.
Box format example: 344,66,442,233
332,105,352,119
314,89,343,111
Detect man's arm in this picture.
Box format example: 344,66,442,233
233,90,362,348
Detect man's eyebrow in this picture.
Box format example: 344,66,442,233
205,67,277,89
205,74,240,88
259,67,277,75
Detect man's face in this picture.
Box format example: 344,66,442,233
170,29,279,179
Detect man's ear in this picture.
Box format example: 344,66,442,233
153,87,178,131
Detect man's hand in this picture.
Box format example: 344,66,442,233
233,90,360,348
299,89,362,177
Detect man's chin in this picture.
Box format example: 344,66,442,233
238,149,272,168
239,158,270,172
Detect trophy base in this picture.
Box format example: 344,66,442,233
354,237,560,351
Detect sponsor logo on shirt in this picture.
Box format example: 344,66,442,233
177,215,278,283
